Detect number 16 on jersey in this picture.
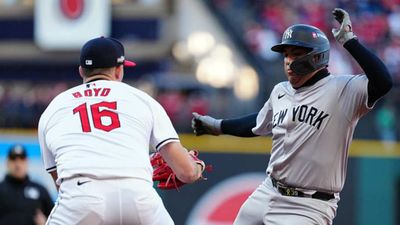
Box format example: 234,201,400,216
73,101,121,132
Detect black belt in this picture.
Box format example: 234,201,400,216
270,177,334,201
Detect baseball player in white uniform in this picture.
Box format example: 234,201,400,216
38,37,205,225
192,8,393,225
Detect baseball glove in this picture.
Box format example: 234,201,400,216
150,150,211,190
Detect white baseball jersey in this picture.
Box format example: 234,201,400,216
252,74,372,193
38,80,180,185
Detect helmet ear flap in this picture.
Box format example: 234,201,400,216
313,54,321,63
290,50,329,76
313,51,329,65
290,54,315,76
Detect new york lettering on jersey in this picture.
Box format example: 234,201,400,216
272,105,329,129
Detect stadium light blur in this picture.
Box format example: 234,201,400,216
234,66,259,100
187,31,215,57
196,55,236,88
210,44,233,58
172,40,192,64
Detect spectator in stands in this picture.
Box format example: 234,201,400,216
0,144,54,225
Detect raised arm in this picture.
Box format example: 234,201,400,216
332,8,393,106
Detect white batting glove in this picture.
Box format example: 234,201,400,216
191,112,222,136
332,8,357,45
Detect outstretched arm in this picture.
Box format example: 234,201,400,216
221,113,258,137
192,112,258,137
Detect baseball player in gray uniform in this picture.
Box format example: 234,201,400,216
192,8,393,225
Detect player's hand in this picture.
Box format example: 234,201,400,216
191,112,222,136
188,150,206,173
331,8,357,45
151,150,211,190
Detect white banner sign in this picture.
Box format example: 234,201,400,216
34,0,111,50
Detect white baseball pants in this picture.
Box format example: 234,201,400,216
46,176,174,225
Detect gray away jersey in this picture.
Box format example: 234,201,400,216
252,74,373,193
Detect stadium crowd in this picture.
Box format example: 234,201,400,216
0,0,398,141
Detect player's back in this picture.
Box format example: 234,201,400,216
39,80,158,182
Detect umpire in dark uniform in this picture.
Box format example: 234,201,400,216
0,144,54,225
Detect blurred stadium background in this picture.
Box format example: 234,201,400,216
0,0,399,224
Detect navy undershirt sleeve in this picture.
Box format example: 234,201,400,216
343,39,393,106
221,113,258,137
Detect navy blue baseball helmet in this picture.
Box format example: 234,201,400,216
271,24,330,76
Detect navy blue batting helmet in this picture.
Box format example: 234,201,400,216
271,24,330,76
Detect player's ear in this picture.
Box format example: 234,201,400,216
78,66,84,79
114,65,124,81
